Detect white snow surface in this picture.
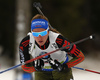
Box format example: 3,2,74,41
72,53,100,80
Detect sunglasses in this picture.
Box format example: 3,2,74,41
32,28,49,37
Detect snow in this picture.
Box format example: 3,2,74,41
72,52,100,80
0,68,16,80
73,70,100,80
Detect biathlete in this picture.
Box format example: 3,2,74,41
19,14,85,80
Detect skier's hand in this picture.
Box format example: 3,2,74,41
48,59,64,72
63,63,69,70
33,59,44,71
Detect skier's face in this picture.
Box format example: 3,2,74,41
32,28,49,46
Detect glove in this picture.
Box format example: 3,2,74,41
48,59,64,72
33,59,44,71
63,63,69,70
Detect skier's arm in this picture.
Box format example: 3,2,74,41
19,36,36,73
21,64,36,73
56,35,85,68
66,44,85,68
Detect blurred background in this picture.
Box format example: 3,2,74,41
0,0,100,80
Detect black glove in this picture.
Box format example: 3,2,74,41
48,59,64,72
63,63,69,71
33,59,44,71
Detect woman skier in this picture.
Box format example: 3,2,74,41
19,14,85,80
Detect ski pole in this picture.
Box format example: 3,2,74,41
33,2,44,16
72,66,100,74
0,35,94,74
33,2,53,29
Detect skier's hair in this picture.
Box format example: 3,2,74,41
31,14,60,34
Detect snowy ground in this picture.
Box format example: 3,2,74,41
0,55,16,80
0,52,100,80
72,52,100,80
0,69,15,80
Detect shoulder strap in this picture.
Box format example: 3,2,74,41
49,31,60,43
27,32,35,55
